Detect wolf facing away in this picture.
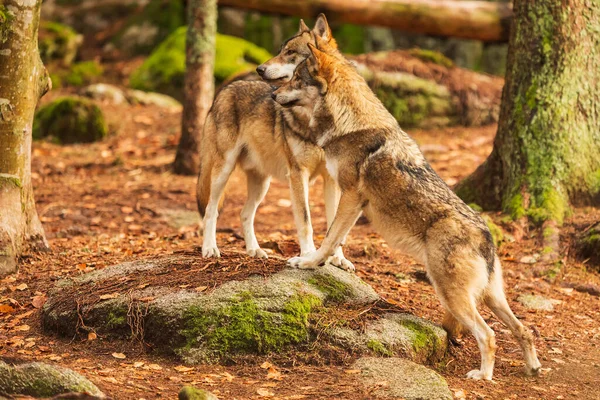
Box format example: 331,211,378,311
271,38,542,380
197,16,353,271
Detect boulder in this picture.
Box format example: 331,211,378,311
353,357,452,400
33,97,108,144
0,361,104,398
38,21,83,66
80,83,128,105
179,386,219,400
42,254,446,364
517,294,561,311
129,29,272,100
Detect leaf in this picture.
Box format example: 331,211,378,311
13,325,30,331
260,361,274,369
174,366,194,372
256,388,274,397
133,361,144,368
112,352,126,359
87,332,97,341
195,286,208,292
266,366,282,381
121,206,134,214
15,283,28,291
99,293,120,300
31,295,47,309
147,363,162,370
103,377,119,384
0,304,15,314
48,355,62,361
344,369,361,374
221,371,234,382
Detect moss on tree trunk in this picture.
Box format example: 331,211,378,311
456,0,600,227
173,0,217,175
0,0,50,276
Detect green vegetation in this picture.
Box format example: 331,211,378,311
482,215,504,248
38,21,82,65
409,48,454,68
308,274,351,302
180,293,321,357
0,5,13,44
129,28,271,99
367,339,393,356
400,319,444,359
33,97,108,144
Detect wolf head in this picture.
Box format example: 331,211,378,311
256,14,337,83
271,35,337,108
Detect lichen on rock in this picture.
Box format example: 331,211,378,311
33,96,107,144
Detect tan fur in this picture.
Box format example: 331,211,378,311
274,37,541,380
197,16,353,271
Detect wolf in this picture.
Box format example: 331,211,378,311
271,37,542,380
197,15,353,271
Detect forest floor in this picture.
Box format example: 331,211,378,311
1,92,599,400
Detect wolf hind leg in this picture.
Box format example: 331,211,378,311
241,171,270,258
484,257,541,376
430,264,496,380
202,147,240,258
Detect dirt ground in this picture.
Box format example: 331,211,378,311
1,92,600,400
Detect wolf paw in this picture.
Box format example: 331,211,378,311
325,255,355,272
466,369,492,380
202,246,221,258
287,256,319,270
525,361,542,376
247,248,268,259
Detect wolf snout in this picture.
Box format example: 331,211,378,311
256,65,266,76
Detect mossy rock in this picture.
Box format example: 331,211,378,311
111,0,184,56
354,357,452,400
0,361,104,398
408,48,454,68
129,28,272,100
179,386,219,400
42,255,446,364
576,222,600,269
33,97,108,144
50,60,104,89
38,21,83,66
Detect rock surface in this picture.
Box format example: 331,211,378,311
33,97,107,144
353,357,452,400
0,361,104,398
42,255,446,364
517,294,561,311
179,386,219,400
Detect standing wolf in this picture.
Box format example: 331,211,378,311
272,38,541,380
197,16,353,271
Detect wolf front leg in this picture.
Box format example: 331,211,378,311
288,190,362,269
288,167,317,255
322,175,355,272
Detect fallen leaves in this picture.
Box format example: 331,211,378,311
87,332,97,341
256,387,275,397
112,352,127,359
0,304,15,314
173,365,194,373
99,293,120,300
31,294,47,308
15,283,28,291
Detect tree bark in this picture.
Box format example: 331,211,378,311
455,0,600,226
0,0,50,276
173,0,217,175
218,0,513,42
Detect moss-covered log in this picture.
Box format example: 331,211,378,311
0,0,50,276
219,0,513,42
173,0,217,175
455,0,600,229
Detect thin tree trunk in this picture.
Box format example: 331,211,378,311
0,0,50,276
455,0,600,253
219,0,513,42
173,0,217,176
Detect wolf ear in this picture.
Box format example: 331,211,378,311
313,13,332,42
297,19,310,35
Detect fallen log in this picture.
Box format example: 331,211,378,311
218,0,513,42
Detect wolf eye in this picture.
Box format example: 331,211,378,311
285,49,295,56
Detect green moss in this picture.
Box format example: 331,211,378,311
33,97,107,144
308,274,351,302
333,24,366,55
482,215,504,248
180,293,321,357
505,193,526,220
129,28,271,99
468,203,483,212
367,339,393,356
408,48,454,68
526,188,568,226
106,309,127,329
63,61,103,86
399,320,443,357
38,21,81,65
0,173,22,188
0,5,14,44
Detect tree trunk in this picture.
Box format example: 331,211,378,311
455,0,600,229
219,0,513,42
173,0,217,175
0,0,50,276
